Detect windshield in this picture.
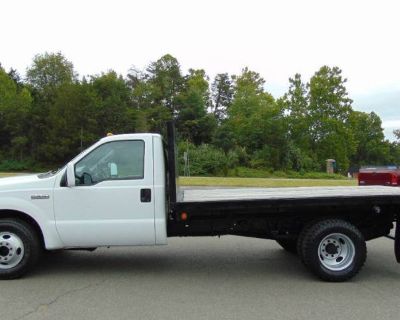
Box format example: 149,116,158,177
37,144,92,179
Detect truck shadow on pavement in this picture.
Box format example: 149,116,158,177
32,240,400,282
36,247,311,279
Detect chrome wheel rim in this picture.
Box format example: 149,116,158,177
0,232,25,269
318,233,355,271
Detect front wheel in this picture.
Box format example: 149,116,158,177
298,219,366,282
0,219,41,280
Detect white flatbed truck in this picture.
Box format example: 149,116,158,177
0,122,399,281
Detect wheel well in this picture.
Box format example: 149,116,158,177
0,210,45,248
296,216,392,241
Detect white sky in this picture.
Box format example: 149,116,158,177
1,0,399,135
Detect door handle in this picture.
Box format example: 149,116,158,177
140,189,151,202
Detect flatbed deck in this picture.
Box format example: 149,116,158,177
180,186,400,202
170,185,400,241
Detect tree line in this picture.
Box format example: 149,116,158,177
0,52,398,175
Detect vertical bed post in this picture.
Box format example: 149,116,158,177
166,121,178,205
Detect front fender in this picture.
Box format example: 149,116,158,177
0,197,64,249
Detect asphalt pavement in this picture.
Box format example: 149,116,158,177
1,236,400,320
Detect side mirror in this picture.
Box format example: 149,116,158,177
66,163,76,187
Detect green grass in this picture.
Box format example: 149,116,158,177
180,176,357,188
0,172,357,187
0,172,24,178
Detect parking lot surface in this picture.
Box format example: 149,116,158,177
1,236,400,320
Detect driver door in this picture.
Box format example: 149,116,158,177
53,137,155,247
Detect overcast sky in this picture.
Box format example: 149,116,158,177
1,0,399,138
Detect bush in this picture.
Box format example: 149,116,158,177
227,167,274,178
226,166,346,179
178,142,238,176
0,159,35,172
288,171,346,179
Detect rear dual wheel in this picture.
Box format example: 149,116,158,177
298,219,366,282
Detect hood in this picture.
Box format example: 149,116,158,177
0,174,55,192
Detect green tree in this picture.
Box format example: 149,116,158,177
0,67,32,160
146,54,183,115
211,73,233,123
176,69,216,144
389,129,400,165
278,73,317,171
26,52,78,162
26,52,76,90
349,111,389,167
37,82,98,164
280,74,309,149
226,68,287,169
128,55,185,133
1,53,394,175
307,66,355,171
90,71,133,135
7,68,23,90
393,129,400,141
388,141,400,165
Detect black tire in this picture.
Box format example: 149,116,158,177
0,219,41,280
276,239,298,254
297,222,312,262
299,219,366,282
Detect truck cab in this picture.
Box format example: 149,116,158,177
54,133,168,247
0,132,168,279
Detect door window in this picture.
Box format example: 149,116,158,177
74,140,145,186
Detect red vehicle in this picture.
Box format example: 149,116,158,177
358,166,400,186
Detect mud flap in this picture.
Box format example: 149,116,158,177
395,222,400,263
